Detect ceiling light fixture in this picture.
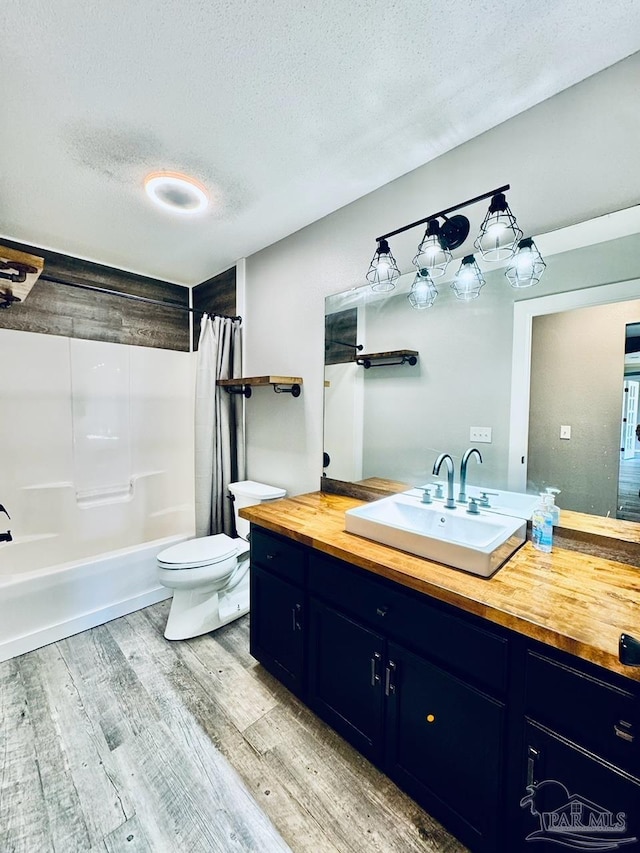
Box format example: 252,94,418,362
367,183,544,303
144,171,209,215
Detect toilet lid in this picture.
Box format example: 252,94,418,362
228,480,286,500
157,534,238,569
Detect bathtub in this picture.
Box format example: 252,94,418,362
0,535,186,663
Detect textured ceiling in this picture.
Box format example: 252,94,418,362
2,1,640,285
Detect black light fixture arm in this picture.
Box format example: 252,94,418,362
375,184,510,243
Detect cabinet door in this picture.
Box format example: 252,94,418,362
308,600,385,763
516,721,640,853
250,565,305,695
385,642,505,853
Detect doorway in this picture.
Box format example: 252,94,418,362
617,323,640,520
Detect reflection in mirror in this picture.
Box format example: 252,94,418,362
323,206,640,520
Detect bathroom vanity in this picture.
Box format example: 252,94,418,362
242,491,640,853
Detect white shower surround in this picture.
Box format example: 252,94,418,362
0,329,196,660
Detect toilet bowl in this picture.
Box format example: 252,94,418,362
157,480,286,640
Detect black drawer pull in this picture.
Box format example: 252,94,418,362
384,660,397,696
376,605,389,617
291,603,302,632
266,552,278,561
619,633,640,666
370,652,382,686
614,720,635,743
526,746,540,787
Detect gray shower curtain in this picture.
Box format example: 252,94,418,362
194,315,245,537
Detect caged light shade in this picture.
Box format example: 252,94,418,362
412,219,452,278
408,270,438,310
505,237,546,288
474,192,523,261
451,255,486,300
366,238,401,292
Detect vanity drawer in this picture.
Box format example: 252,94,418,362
251,527,306,585
309,553,508,694
525,650,639,775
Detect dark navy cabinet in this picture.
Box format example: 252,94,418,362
386,643,505,852
248,524,640,853
516,646,640,852
249,529,306,696
309,600,386,762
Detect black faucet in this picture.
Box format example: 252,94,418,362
0,504,11,542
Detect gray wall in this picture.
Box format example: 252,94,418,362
243,53,640,498
528,300,640,515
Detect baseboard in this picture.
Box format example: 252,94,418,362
0,586,172,663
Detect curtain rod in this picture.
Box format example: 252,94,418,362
40,274,242,323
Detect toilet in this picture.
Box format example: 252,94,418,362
157,480,286,640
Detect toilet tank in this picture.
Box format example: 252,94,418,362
228,480,286,540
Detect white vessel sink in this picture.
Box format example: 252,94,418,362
345,492,526,577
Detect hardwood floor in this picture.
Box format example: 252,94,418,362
0,602,467,853
617,453,640,521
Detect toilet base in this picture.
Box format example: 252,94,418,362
163,572,249,641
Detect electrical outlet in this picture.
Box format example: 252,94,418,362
469,427,492,443
560,425,571,440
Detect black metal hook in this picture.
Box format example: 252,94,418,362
0,505,10,519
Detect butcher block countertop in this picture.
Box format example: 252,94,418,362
241,490,640,682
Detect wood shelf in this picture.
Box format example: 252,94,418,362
356,350,418,369
216,375,303,398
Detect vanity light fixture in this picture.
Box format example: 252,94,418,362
366,238,401,292
474,192,523,261
367,183,544,299
144,171,209,215
412,219,452,278
451,255,486,300
408,269,438,309
505,237,546,288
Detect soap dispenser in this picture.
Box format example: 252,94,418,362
544,488,561,525
532,493,554,553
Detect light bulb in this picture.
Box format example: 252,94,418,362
408,271,437,309
366,239,400,292
475,193,522,261
451,255,486,300
506,237,546,288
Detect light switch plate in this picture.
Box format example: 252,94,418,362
470,427,492,443
560,425,571,440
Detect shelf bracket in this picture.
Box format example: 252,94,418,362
357,353,418,369
223,385,252,398
274,383,301,397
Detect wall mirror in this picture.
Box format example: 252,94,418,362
323,206,640,520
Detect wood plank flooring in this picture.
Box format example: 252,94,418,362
0,602,467,853
617,453,640,521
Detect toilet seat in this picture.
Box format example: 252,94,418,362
157,534,238,571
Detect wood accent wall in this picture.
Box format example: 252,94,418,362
192,267,237,351
0,238,190,351
325,308,358,365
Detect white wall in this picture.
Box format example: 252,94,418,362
243,53,640,497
